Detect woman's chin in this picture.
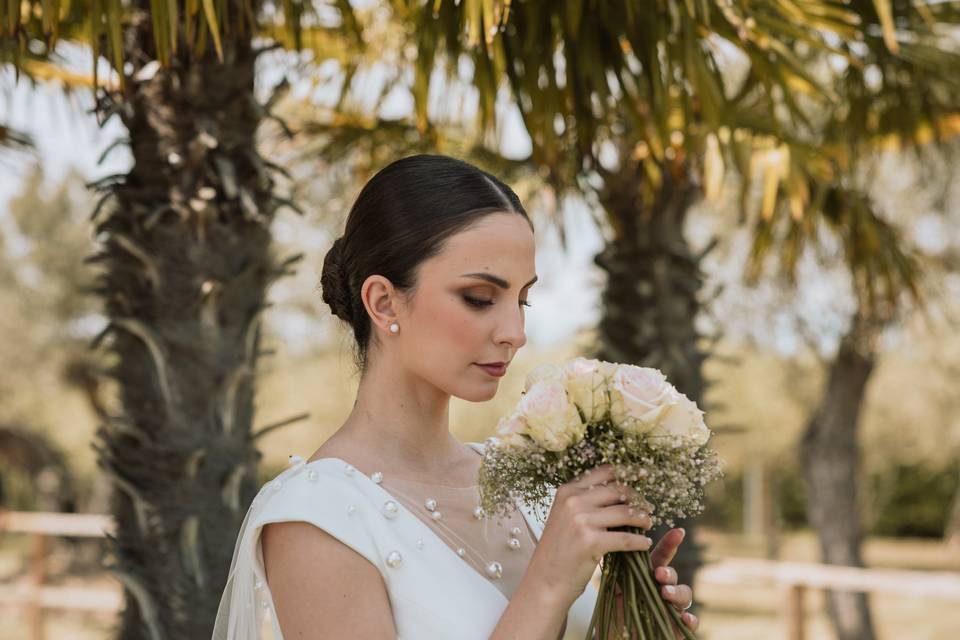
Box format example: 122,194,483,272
457,382,499,402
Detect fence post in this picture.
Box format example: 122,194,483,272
784,583,805,640
29,531,47,640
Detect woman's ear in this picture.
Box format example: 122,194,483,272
360,274,400,333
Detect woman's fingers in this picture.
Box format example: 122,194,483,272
661,583,693,611
654,565,677,585
572,465,657,512
588,504,653,530
573,464,616,488
580,482,643,509
650,527,685,568
671,610,699,640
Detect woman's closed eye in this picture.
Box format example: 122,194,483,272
463,295,532,309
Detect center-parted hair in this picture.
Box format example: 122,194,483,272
319,154,533,372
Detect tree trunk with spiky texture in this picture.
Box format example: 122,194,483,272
591,156,708,594
800,313,880,640
88,6,286,638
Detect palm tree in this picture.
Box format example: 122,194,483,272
2,1,366,636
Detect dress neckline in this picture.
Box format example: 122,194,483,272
304,443,482,489
298,441,540,607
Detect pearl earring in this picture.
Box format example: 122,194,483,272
389,322,399,333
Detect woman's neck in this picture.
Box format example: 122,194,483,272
315,361,472,480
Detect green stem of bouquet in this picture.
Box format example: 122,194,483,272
628,550,675,638
633,549,698,640
606,556,621,638
623,557,646,639
586,526,698,640
588,552,614,640
635,549,697,640
589,553,617,640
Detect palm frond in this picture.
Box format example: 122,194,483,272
1,0,366,91
0,124,34,150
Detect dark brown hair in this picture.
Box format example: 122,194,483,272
319,153,533,371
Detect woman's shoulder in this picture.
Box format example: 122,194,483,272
251,458,384,565
252,440,487,531
253,457,369,520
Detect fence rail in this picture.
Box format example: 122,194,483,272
697,557,960,639
3,510,959,640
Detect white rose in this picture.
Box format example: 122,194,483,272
516,380,586,451
598,360,619,383
608,364,677,434
649,391,711,447
494,410,532,449
523,362,565,392
561,357,611,423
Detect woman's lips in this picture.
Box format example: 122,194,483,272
476,363,507,377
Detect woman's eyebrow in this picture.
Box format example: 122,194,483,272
460,272,538,289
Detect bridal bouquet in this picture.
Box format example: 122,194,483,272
477,357,722,640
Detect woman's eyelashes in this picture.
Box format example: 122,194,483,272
462,295,532,309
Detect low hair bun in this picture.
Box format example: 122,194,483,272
320,236,354,324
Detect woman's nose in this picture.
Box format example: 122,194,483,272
496,305,527,349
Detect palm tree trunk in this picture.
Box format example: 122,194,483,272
88,5,283,638
800,312,880,640
592,156,708,592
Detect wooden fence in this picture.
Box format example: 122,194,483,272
3,510,960,640
0,510,118,640
698,557,960,640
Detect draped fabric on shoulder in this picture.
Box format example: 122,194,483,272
211,442,598,639
213,461,392,639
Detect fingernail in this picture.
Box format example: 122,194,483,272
664,585,676,596
678,527,686,538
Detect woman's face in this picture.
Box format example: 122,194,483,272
394,211,537,402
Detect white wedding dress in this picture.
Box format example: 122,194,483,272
212,441,599,639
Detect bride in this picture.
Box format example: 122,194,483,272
213,154,699,639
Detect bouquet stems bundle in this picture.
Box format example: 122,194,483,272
477,358,721,640
590,541,696,639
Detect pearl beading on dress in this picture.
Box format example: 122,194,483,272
340,460,520,580
385,550,403,567
251,449,532,624
381,500,400,519
274,456,526,582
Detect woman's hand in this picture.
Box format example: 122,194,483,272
651,527,699,634
527,463,654,609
